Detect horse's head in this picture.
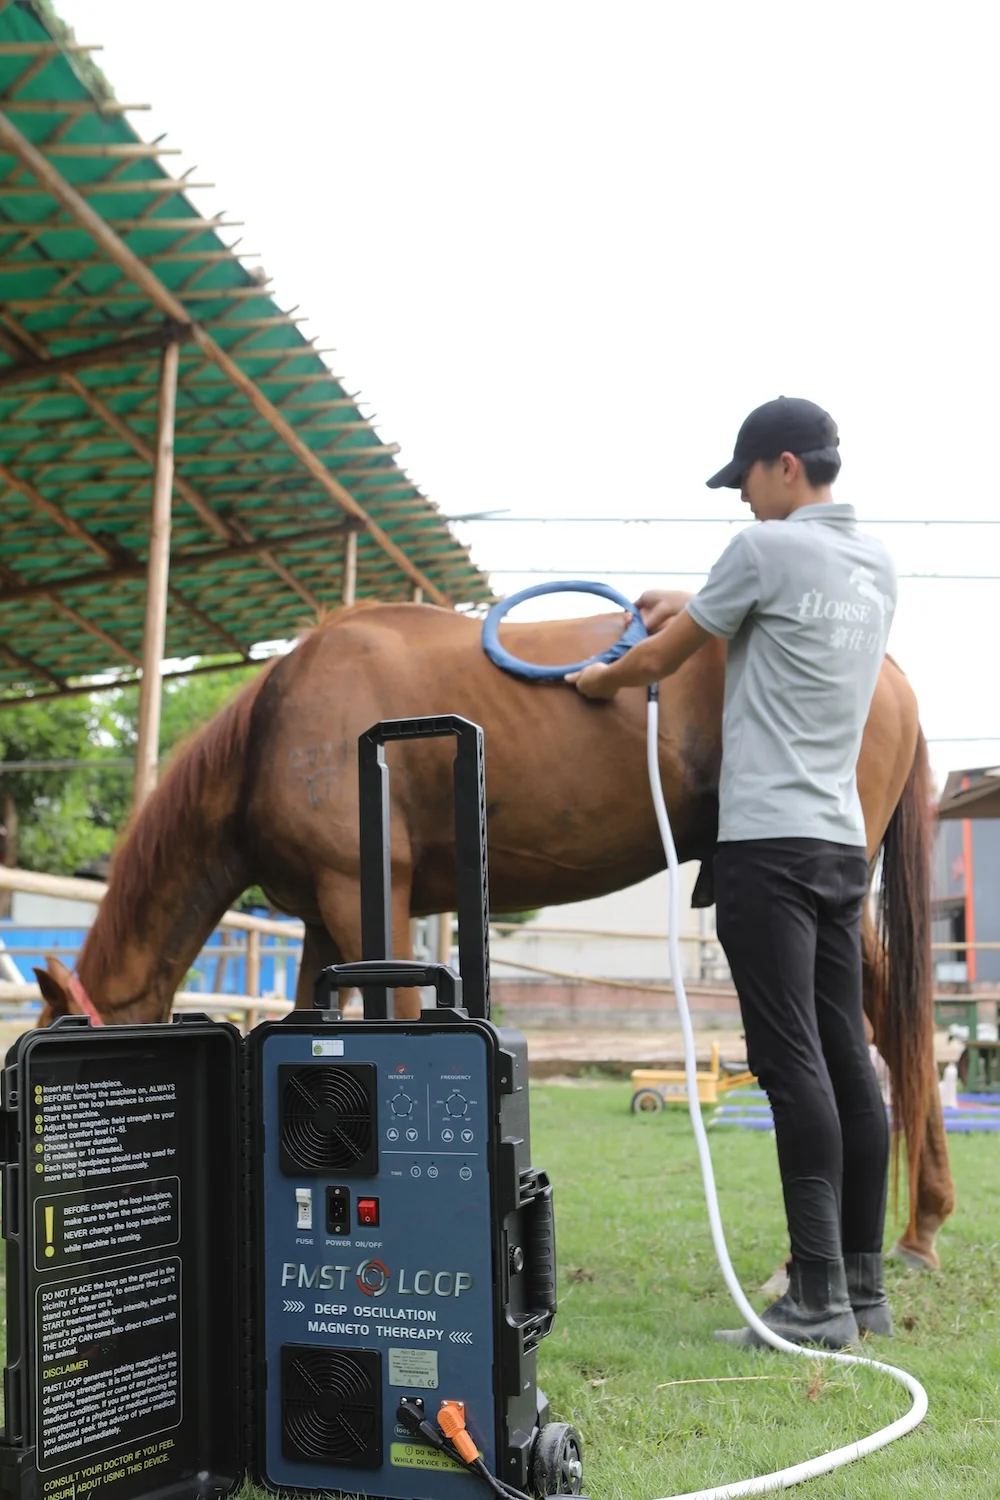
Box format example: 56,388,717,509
33,957,105,1027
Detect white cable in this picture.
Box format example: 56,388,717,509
645,690,928,1500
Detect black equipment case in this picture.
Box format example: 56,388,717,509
0,717,579,1500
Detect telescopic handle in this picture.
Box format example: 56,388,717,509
314,960,462,1013
358,715,490,1020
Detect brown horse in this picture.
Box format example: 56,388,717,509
35,603,952,1269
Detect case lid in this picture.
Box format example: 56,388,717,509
0,1015,246,1500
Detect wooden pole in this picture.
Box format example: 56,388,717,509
343,529,358,607
437,913,453,966
0,793,17,919
132,339,179,811
246,928,261,1000
0,111,449,606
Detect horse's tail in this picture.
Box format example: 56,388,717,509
875,725,936,1208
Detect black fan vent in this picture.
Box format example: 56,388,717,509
281,1345,382,1468
279,1063,378,1175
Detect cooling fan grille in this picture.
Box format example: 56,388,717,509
281,1344,382,1468
278,1062,377,1174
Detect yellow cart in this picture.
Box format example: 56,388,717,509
630,1043,755,1111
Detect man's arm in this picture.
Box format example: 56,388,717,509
635,588,695,633
568,609,711,700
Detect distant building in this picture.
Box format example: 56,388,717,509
933,767,1000,985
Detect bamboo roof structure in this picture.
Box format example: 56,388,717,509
0,0,492,706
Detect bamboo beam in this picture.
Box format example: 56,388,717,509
49,598,141,667
0,551,141,668
0,314,230,541
0,524,350,607
0,461,115,560
0,638,65,690
2,288,279,310
0,180,213,200
0,111,449,607
0,655,267,710
0,251,258,269
0,323,191,390
165,583,248,659
342,529,358,607
0,100,150,114
222,513,321,613
0,42,103,55
22,313,303,340
38,144,181,158
27,217,243,234
132,341,178,810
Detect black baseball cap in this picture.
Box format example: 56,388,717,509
706,396,840,489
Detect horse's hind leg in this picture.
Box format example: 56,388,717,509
312,865,422,1021
862,914,955,1269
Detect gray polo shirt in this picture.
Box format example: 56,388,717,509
685,502,896,846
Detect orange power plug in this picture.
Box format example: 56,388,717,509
437,1400,480,1465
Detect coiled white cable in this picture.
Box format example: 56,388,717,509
645,688,928,1500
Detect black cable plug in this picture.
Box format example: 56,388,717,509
396,1398,448,1452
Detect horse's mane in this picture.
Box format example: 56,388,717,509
80,658,280,990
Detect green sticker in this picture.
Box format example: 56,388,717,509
390,1442,465,1473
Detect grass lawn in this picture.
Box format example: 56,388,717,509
2,1082,994,1500
531,1081,999,1500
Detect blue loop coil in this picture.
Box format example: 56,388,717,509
481,580,647,682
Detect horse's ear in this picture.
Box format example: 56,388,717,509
33,958,76,1024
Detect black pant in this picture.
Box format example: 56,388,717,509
714,838,889,1260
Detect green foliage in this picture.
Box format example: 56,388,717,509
0,665,261,876
491,909,540,929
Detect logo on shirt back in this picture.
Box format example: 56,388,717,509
847,566,894,625
795,567,894,654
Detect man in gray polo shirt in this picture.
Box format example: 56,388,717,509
570,397,896,1348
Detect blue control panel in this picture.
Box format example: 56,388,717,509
258,1026,498,1499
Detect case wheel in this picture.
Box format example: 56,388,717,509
530,1421,584,1496
631,1087,664,1114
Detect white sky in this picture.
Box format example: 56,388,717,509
57,0,1000,787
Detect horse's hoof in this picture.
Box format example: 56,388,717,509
760,1264,790,1299
887,1239,939,1272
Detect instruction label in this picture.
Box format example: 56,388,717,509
387,1347,439,1389
33,1177,180,1271
31,1077,178,1186
36,1437,177,1500
36,1257,182,1470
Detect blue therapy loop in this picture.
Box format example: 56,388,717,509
481,580,648,682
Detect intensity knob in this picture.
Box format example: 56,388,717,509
390,1092,414,1117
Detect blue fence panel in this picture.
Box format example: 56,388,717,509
0,911,303,1010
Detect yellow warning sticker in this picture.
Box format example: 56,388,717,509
390,1442,466,1473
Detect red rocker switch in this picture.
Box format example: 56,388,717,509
357,1197,380,1227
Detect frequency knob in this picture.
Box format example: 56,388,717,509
445,1091,469,1118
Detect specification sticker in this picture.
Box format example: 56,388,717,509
387,1347,439,1389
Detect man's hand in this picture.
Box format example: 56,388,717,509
636,589,694,634
565,662,619,700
